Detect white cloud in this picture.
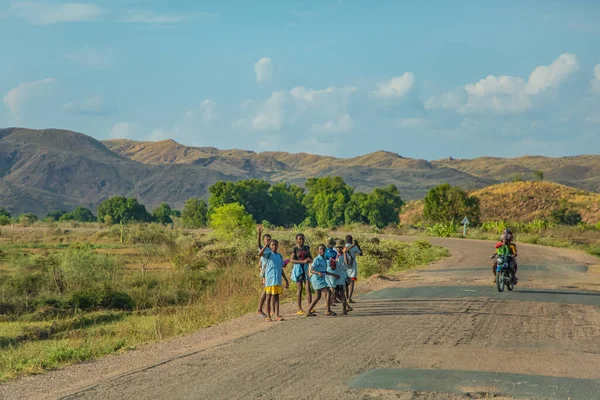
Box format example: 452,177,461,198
3,78,55,119
461,75,532,114
251,91,287,131
525,53,578,95
426,53,578,114
185,99,219,126
290,86,335,101
370,72,415,98
62,47,114,69
237,85,357,132
311,114,353,134
592,64,600,94
109,122,134,139
120,10,189,24
424,90,464,110
11,1,104,24
254,57,273,82
62,96,110,115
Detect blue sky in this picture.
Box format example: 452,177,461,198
1,0,599,160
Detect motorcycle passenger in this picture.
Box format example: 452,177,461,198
492,230,518,284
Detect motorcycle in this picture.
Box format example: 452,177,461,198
493,254,515,292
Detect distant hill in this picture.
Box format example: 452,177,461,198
0,128,234,215
400,181,600,224
1,127,599,216
432,156,600,193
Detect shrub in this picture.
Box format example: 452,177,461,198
550,208,582,226
426,222,457,237
358,254,386,278
101,291,135,311
209,203,254,240
0,215,12,225
0,302,16,315
68,291,100,311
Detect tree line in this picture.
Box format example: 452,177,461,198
0,177,404,229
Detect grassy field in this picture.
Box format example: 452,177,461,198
0,223,448,381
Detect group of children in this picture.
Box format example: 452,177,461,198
256,225,363,322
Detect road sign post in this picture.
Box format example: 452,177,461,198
461,216,470,236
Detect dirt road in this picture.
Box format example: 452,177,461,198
2,237,600,399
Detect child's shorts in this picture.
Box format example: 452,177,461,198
265,285,283,295
335,285,345,291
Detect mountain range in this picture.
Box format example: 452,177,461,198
1,127,599,216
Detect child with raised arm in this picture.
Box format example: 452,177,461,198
334,238,351,315
307,244,338,317
345,235,363,304
289,233,312,315
258,239,288,321
256,225,272,318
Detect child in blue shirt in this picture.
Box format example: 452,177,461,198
324,238,339,309
334,239,351,315
307,244,339,317
256,225,272,318
258,239,289,322
289,233,312,315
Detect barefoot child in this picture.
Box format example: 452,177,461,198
324,238,338,308
258,239,289,321
256,225,272,318
307,244,338,317
334,239,351,314
345,235,363,304
289,233,312,315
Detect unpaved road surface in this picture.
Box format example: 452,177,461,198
2,237,600,400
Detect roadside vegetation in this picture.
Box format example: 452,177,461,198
0,218,447,381
2,176,600,381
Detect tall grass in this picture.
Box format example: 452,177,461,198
0,224,449,381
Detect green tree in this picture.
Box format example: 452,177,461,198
18,213,39,225
97,196,152,224
268,182,306,226
423,184,480,225
209,203,254,240
303,177,353,227
46,210,67,221
60,207,96,222
344,192,369,225
152,203,174,224
208,179,272,223
363,185,403,228
533,170,544,181
0,208,11,226
181,198,208,228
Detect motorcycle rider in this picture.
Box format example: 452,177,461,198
492,229,518,284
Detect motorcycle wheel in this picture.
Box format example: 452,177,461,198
507,272,514,291
496,270,504,292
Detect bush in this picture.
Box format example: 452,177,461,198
550,208,582,226
68,291,100,311
426,222,458,237
101,291,135,311
0,215,12,225
209,203,254,240
0,302,16,315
